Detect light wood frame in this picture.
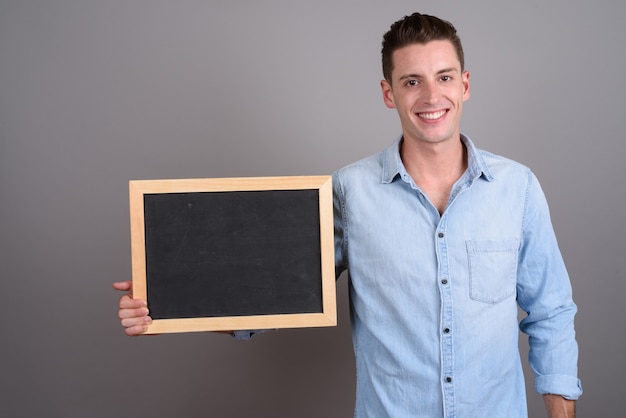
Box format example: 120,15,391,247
129,175,336,334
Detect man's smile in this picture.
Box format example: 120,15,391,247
417,109,448,120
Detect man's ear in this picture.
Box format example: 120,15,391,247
462,70,471,101
381,79,396,109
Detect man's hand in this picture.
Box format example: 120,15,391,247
543,394,575,418
113,280,152,336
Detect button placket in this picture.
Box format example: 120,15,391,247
436,222,455,416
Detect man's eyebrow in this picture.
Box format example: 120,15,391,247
398,67,459,81
398,73,422,81
436,67,459,75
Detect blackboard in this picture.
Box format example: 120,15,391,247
129,176,336,334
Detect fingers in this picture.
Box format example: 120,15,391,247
119,293,146,309
112,280,132,292
116,287,151,336
121,314,153,336
123,321,152,336
118,298,152,336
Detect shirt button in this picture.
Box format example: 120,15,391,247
446,377,452,383
438,232,444,238
441,278,448,285
444,328,450,334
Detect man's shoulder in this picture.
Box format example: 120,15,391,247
333,141,397,181
332,150,387,189
335,152,382,174
461,134,532,177
473,146,533,179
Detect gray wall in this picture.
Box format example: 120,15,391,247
1,1,624,417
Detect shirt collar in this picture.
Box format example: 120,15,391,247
381,133,494,184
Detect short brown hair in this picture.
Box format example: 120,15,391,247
382,13,464,83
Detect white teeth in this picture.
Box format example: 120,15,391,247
418,110,446,120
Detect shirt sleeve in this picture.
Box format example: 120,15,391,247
332,172,348,278
516,171,583,400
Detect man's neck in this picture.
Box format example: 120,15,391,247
400,135,468,213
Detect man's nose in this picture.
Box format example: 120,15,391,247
422,82,439,104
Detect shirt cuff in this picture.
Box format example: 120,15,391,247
232,330,270,341
535,374,583,400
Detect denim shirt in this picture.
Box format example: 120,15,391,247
333,135,582,418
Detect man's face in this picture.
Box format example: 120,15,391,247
381,40,470,147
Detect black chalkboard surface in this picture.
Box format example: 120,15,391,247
129,176,336,334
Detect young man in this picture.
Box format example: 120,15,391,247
115,13,582,418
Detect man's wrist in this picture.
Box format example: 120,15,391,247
543,394,575,418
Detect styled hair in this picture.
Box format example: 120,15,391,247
382,13,464,83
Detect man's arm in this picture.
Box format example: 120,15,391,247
517,173,582,403
543,394,575,418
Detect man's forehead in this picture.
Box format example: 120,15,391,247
391,42,462,76
392,41,459,63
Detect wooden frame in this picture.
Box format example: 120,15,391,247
129,176,336,334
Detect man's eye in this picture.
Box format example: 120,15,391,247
440,75,451,81
407,80,418,86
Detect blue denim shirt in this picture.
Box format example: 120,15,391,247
333,135,582,418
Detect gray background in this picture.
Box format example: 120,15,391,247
1,1,624,417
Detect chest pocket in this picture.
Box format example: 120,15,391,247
466,239,519,304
